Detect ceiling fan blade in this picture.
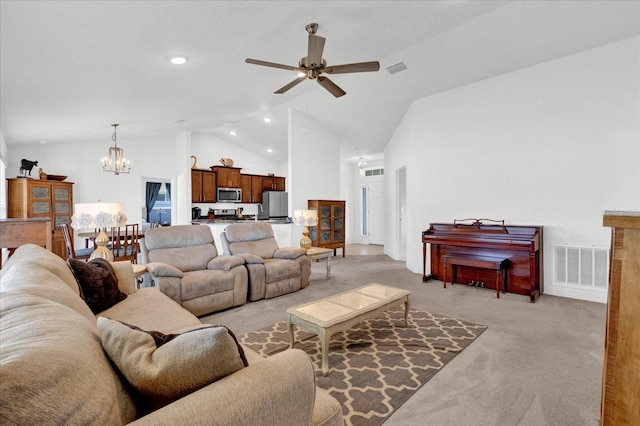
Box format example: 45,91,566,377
323,61,380,74
317,76,346,98
274,76,306,94
307,34,326,68
245,58,301,72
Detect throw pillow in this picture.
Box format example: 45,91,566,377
97,317,248,412
68,258,127,314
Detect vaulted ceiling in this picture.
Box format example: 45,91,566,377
1,1,638,164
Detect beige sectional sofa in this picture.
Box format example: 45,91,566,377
0,244,343,425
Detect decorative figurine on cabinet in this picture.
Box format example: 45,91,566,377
19,159,38,178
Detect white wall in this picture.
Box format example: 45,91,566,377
384,36,640,303
5,135,177,224
289,108,342,246
289,108,341,211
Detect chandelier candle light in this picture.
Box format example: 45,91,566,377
102,124,131,175
71,202,127,261
293,209,318,250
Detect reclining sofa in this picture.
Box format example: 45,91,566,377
220,222,311,301
140,224,248,316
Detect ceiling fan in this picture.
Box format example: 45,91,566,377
245,23,380,98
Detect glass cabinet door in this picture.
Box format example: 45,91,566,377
52,185,72,228
30,184,51,216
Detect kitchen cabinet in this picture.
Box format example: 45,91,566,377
211,166,241,188
240,174,263,203
191,170,216,202
308,200,345,257
262,176,285,191
7,178,74,259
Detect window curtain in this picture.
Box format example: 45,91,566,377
165,183,171,200
145,182,162,222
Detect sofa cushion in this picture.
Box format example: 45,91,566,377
207,254,245,271
1,244,81,295
0,259,96,323
0,292,136,425
147,245,218,272
180,270,234,301
264,259,301,282
97,288,201,333
223,223,280,259
145,261,184,278
144,224,216,250
68,258,127,314
97,317,248,412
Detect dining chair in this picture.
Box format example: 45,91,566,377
61,223,93,261
112,224,139,263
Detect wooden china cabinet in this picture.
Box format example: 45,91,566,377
308,200,346,257
7,178,74,259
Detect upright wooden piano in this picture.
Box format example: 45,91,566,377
422,219,543,302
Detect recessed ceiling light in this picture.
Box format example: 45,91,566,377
229,130,237,136
39,140,47,144
170,56,187,65
266,148,273,153
263,117,271,123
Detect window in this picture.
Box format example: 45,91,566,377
148,183,171,225
364,168,384,177
361,186,368,236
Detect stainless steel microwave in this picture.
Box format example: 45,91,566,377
217,187,242,203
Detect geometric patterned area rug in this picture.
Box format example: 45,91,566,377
238,309,487,426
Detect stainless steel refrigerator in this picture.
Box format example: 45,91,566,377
259,191,288,219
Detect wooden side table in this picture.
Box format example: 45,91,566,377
132,264,146,288
306,247,333,278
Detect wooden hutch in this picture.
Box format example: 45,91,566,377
7,178,74,259
308,200,346,257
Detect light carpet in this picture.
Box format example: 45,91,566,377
238,309,487,426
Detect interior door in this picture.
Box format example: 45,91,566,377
367,182,385,245
398,167,407,260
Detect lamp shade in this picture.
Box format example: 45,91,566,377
71,203,127,230
293,210,318,226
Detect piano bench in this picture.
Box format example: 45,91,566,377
442,253,509,299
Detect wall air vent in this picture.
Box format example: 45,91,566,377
554,244,609,290
386,62,408,75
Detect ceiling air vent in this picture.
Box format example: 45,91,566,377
386,62,408,75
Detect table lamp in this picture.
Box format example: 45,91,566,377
293,209,318,250
71,202,127,261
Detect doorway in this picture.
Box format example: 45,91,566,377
367,182,385,245
142,177,173,226
397,167,407,260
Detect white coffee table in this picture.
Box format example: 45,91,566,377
306,247,333,277
287,283,411,375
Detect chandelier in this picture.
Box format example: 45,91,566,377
101,124,131,175
358,156,367,169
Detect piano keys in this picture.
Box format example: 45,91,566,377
422,219,543,302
